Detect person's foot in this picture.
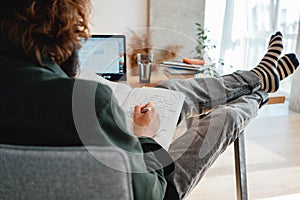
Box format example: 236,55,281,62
277,53,299,80
268,31,284,56
251,32,283,93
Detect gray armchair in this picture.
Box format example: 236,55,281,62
0,144,134,200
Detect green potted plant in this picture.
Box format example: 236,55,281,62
194,23,219,77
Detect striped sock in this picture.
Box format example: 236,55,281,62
251,32,283,93
277,53,299,80
268,32,284,52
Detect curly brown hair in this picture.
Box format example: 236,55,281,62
0,0,91,65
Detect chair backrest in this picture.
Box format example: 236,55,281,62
0,144,134,200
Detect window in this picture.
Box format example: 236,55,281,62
205,0,300,97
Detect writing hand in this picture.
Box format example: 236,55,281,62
133,102,160,138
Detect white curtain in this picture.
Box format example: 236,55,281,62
297,16,300,57
205,0,300,95
289,17,300,111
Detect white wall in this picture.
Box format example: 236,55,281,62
90,0,147,34
89,0,206,61
150,0,205,58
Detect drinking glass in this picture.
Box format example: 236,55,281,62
137,53,154,83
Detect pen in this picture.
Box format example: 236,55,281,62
141,107,152,113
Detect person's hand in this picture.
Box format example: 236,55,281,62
133,102,160,138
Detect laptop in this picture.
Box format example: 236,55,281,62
78,35,127,81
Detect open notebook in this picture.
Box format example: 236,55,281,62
77,69,185,150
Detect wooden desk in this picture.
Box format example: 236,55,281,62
127,73,169,88
127,69,194,88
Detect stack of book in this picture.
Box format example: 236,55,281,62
159,60,209,75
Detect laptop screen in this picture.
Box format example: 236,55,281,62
78,35,127,81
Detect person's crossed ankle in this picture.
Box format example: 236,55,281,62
251,31,299,93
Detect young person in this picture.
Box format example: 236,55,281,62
0,0,298,199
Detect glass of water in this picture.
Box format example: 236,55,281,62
137,53,154,83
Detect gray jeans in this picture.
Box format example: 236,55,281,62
157,70,268,199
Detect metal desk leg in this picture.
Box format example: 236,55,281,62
234,131,248,200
